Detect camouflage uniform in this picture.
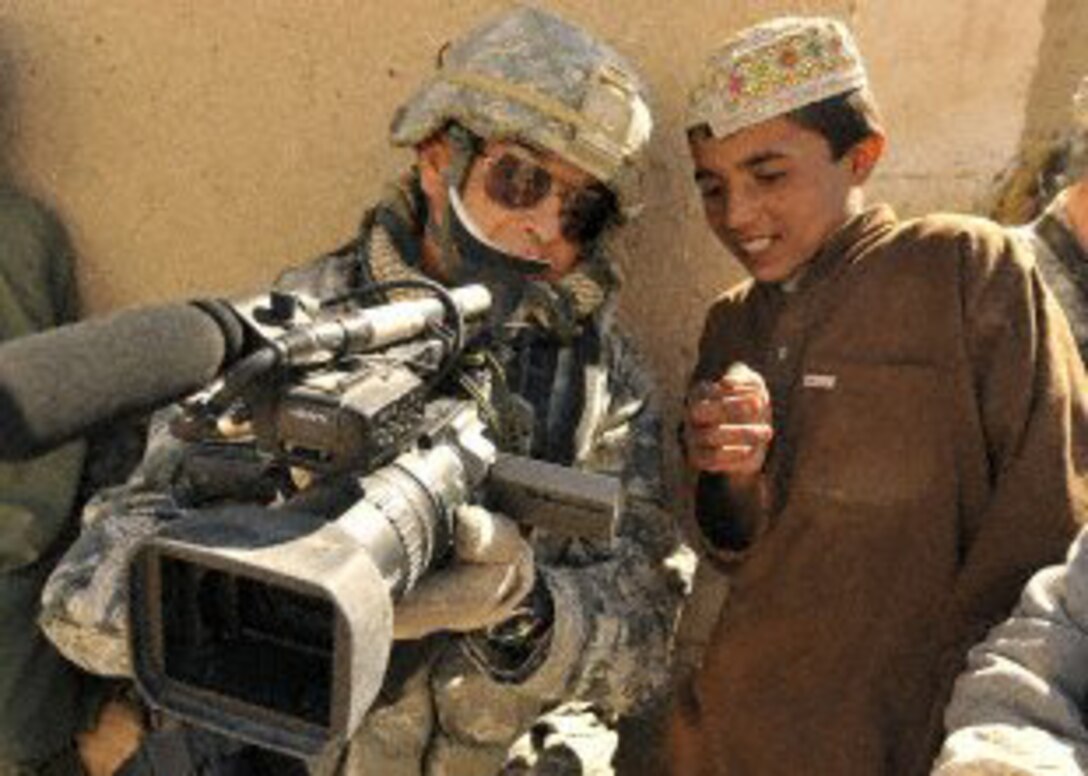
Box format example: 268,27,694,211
294,178,681,775
41,8,684,775
0,185,100,775
1013,195,1088,359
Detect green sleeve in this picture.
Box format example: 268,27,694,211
0,187,85,572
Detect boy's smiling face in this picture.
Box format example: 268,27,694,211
690,115,878,283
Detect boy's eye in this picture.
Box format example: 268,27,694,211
695,174,726,199
753,169,786,184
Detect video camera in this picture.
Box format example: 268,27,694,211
124,280,622,761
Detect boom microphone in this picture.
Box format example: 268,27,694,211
0,301,245,460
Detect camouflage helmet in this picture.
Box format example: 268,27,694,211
390,6,653,218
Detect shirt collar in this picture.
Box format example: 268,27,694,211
775,204,897,296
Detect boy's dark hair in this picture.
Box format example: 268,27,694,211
785,88,884,159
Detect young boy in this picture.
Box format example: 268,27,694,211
671,17,1088,776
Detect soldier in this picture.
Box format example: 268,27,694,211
932,75,1088,776
41,7,684,775
670,17,1088,776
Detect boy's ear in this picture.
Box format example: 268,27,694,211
847,131,886,184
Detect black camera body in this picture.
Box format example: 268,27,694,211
254,344,432,474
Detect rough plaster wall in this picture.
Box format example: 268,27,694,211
1020,0,1088,150
859,0,1046,216
0,0,1058,481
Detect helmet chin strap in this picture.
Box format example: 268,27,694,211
429,123,479,278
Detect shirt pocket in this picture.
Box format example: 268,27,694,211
787,361,955,513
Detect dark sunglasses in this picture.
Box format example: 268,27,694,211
481,150,618,244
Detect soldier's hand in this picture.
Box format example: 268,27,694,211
393,505,535,640
76,696,145,776
684,362,773,476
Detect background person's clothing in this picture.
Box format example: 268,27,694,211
934,529,1088,775
0,185,97,772
1013,191,1088,360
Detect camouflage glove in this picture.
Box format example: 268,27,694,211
393,505,534,640
39,491,182,677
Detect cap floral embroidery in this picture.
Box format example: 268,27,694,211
688,17,868,138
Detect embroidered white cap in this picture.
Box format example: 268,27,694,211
687,16,868,138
